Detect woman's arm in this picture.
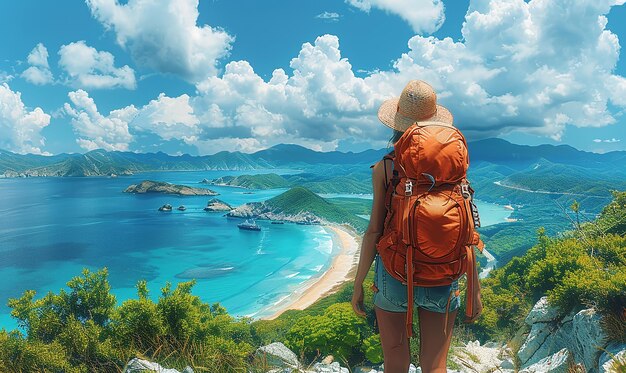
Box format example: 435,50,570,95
351,159,391,316
355,160,389,283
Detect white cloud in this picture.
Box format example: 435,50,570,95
0,71,12,83
64,89,136,151
58,41,136,89
86,0,234,83
0,83,51,154
370,0,626,141
345,0,445,34
192,35,388,152
27,43,50,68
316,12,341,21
21,43,53,85
131,93,200,141
188,0,626,152
593,138,621,143
62,0,626,155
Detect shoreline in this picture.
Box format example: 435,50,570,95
260,223,362,320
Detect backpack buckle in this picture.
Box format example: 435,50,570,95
405,180,413,196
461,183,470,199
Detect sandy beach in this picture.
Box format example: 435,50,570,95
261,224,362,320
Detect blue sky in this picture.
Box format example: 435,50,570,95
0,0,625,155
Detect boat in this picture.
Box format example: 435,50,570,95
271,221,284,224
177,205,186,211
237,219,261,231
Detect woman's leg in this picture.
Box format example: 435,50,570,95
417,308,457,373
374,305,411,373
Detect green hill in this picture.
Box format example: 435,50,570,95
471,190,626,343
208,170,373,194
210,173,291,189
265,187,368,232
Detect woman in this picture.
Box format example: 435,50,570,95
351,80,461,373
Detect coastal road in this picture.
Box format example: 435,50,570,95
493,181,608,199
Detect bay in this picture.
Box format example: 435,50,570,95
0,170,333,330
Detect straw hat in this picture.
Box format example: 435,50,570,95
377,80,453,132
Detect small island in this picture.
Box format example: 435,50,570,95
204,198,233,212
227,186,367,231
124,180,219,196
158,204,173,211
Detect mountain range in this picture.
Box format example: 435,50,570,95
2,138,625,177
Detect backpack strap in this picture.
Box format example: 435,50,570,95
382,151,395,189
381,152,397,213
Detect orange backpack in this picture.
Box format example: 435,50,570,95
375,121,484,338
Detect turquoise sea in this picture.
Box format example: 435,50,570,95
0,170,511,331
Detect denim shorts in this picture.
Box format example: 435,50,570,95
372,254,461,313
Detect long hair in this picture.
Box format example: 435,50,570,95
387,129,404,149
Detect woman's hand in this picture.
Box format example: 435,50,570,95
351,281,367,318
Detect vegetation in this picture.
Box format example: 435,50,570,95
0,172,623,372
0,253,472,372
468,191,626,343
209,171,374,194
1,270,255,372
264,187,369,232
210,174,291,189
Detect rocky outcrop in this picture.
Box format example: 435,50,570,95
124,180,218,195
449,340,514,373
253,343,467,373
227,203,323,224
256,342,301,370
519,348,572,373
204,198,233,211
516,296,611,372
525,296,560,325
123,358,193,373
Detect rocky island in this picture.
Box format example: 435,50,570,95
227,186,367,231
124,180,218,196
204,198,233,212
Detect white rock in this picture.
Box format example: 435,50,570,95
311,361,348,373
450,340,504,373
519,348,571,373
521,318,572,368
599,342,626,373
518,323,554,365
355,363,461,373
569,308,609,371
256,342,301,369
525,297,560,325
123,358,189,373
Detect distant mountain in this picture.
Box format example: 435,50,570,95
468,138,626,170
1,139,625,177
251,143,388,165
208,172,373,194
0,148,276,177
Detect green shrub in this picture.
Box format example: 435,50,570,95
361,334,383,364
109,297,165,352
285,302,367,361
0,330,76,373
